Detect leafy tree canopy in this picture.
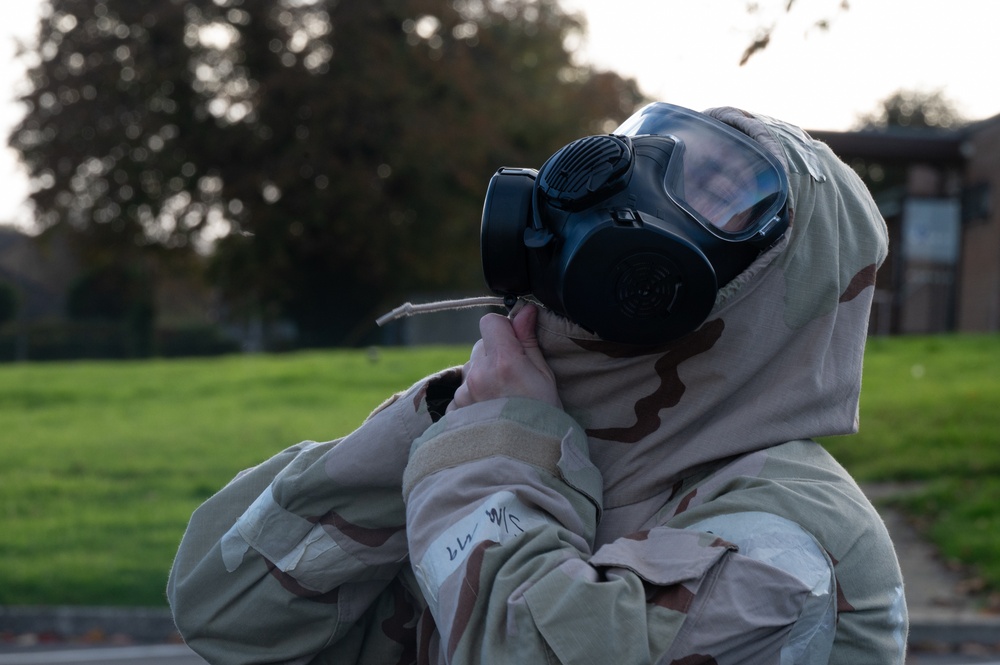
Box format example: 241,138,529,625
849,88,966,191
11,0,644,345
855,88,966,131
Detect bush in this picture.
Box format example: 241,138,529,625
66,264,154,356
0,281,17,327
0,321,241,362
155,324,240,358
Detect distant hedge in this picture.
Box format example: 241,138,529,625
0,321,240,362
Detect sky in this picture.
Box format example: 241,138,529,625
560,0,1000,128
0,1,43,229
2,0,1000,229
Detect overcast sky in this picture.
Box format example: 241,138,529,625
3,0,999,229
0,1,43,229
562,0,1000,129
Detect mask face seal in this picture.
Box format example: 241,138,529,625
481,102,790,345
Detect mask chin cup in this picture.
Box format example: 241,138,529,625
481,167,536,296
560,218,719,345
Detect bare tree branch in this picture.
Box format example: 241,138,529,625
740,0,849,66
739,30,772,67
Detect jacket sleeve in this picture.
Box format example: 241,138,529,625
402,397,835,665
167,370,456,665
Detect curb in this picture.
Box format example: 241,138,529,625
3,606,1000,651
0,607,179,646
908,612,1000,651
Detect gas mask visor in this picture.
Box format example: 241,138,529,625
615,102,788,242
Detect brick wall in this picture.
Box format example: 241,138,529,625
957,118,1000,331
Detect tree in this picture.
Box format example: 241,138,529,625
856,88,965,131
740,0,850,66
850,89,966,190
11,0,643,346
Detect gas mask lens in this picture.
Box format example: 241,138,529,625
616,103,787,238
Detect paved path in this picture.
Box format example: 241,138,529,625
0,637,997,665
866,484,1000,662
0,644,205,665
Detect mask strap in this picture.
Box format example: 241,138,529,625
375,295,520,327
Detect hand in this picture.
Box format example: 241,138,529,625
448,304,561,412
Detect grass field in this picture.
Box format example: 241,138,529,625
0,347,470,606
1,334,998,607
821,334,1000,600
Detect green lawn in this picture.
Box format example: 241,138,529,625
0,347,469,606
1,334,998,607
821,334,1000,594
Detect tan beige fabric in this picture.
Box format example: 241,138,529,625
534,110,888,510
169,109,903,665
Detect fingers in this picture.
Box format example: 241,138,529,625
478,312,523,357
448,304,560,411
447,379,470,413
508,304,553,382
446,340,482,413
477,304,540,357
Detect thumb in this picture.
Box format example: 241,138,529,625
511,303,540,348
511,304,550,372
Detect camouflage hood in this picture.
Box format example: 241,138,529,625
534,108,889,510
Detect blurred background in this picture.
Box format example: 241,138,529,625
1,4,999,657
0,0,999,356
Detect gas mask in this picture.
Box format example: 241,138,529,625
480,102,790,345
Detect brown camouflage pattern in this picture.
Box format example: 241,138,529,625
169,111,906,664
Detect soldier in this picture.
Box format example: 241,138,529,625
169,103,907,664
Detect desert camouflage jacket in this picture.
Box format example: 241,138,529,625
168,373,905,664
169,109,908,664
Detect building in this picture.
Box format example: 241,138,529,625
811,113,1000,335
0,227,77,322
